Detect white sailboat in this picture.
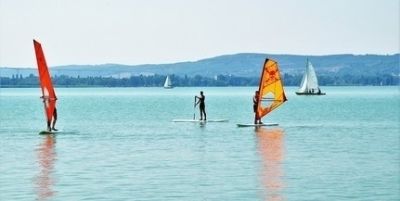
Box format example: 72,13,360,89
163,75,173,89
296,59,325,95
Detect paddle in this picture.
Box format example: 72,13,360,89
193,96,196,120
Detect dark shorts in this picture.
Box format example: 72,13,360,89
200,104,205,110
253,105,257,113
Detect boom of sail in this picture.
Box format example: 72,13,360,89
33,40,57,124
296,60,325,95
256,59,287,119
164,75,173,89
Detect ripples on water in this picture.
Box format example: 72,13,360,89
0,87,399,200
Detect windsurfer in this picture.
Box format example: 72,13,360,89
34,40,59,133
253,90,262,124
195,91,207,121
43,97,58,132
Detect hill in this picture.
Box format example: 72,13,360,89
1,53,398,79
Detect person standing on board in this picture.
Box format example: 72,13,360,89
253,90,262,124
51,107,58,131
43,96,58,132
195,91,207,121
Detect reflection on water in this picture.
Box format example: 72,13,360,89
256,128,285,201
35,135,57,201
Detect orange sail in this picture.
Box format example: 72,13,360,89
256,59,287,119
33,40,57,124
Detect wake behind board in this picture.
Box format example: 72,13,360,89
236,123,279,127
173,119,228,122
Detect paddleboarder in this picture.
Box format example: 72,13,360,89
195,91,207,121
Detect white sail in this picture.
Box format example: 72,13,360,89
297,60,323,94
306,61,319,90
298,68,308,93
164,75,173,88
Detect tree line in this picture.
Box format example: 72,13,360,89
0,73,398,87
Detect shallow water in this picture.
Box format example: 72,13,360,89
0,86,399,200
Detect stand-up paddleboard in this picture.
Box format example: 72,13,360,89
237,123,278,127
237,58,287,127
39,130,59,135
34,39,58,134
38,130,79,135
173,119,228,122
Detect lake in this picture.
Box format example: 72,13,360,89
0,86,399,201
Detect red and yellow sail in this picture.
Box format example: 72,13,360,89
33,40,57,123
256,59,287,118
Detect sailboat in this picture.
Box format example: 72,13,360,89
163,75,173,89
33,40,58,134
296,59,325,95
237,58,287,127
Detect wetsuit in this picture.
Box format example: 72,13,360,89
198,95,206,120
253,94,261,124
253,95,258,113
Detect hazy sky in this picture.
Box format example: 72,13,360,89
0,0,399,67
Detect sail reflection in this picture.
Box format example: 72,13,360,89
35,135,56,201
256,127,285,201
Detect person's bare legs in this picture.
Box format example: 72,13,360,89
51,119,57,131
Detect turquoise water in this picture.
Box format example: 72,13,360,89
0,86,399,201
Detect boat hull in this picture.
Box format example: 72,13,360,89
295,92,326,95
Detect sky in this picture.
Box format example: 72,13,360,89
0,0,399,67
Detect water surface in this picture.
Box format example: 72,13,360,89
0,86,399,200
